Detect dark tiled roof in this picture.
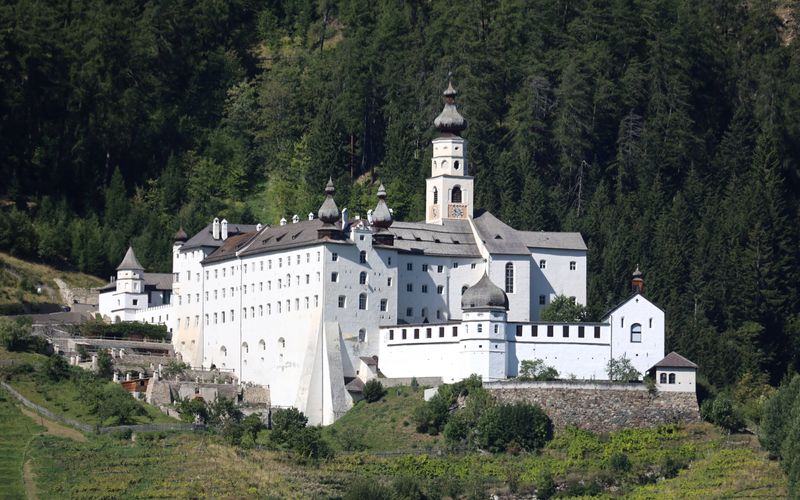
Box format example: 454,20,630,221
182,222,259,250
98,273,173,293
359,356,378,367
472,210,531,255
652,352,698,369
202,232,259,264
389,220,480,257
519,230,587,251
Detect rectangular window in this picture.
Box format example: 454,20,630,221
389,330,394,341
406,284,413,292
578,326,585,338
532,325,538,337
402,329,407,340
205,314,209,325
260,261,264,271
259,305,263,316
426,328,432,339
414,329,419,339
453,262,459,268
338,296,346,308
387,277,393,287
380,299,387,312
214,270,218,278
437,285,444,294
314,295,319,307
421,285,428,293
437,265,443,273
422,264,428,272
570,261,576,270
452,326,458,337
331,272,338,282
563,325,569,338
407,263,413,271
305,274,310,284
477,324,483,333
305,297,309,309
268,259,272,269
539,295,546,305
439,327,445,338
406,307,413,317
539,260,546,269
547,325,554,337
516,325,523,337
594,326,601,339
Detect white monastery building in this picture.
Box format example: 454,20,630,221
99,81,694,424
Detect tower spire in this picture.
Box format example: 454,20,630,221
434,75,467,135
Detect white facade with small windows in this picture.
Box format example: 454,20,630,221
98,80,681,425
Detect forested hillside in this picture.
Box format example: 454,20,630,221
1,0,799,387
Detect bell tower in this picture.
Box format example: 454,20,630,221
426,78,474,224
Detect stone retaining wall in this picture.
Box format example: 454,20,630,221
485,381,700,433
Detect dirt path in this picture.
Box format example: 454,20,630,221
23,459,39,500
18,405,87,442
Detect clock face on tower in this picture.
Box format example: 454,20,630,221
452,206,463,218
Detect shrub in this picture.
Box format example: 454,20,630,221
391,475,425,500
343,478,392,500
83,383,147,425
95,349,114,379
363,379,386,403
606,356,641,382
540,294,588,322
291,426,333,461
609,452,631,472
176,397,209,423
701,392,744,433
0,316,48,353
270,407,307,446
534,471,556,500
475,402,553,452
518,358,559,381
42,354,71,382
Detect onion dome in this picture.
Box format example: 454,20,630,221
434,78,467,135
461,273,508,311
317,177,340,224
173,226,188,243
116,246,144,271
371,184,393,229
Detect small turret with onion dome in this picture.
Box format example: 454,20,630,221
433,76,467,135
173,226,188,245
318,177,340,224
461,273,509,312
371,183,395,246
317,177,345,240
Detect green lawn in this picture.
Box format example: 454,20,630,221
324,385,441,451
0,392,44,500
1,347,177,426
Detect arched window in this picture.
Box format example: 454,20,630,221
433,187,438,204
505,262,514,293
659,373,667,383
220,346,227,357
360,251,367,264
278,337,285,349
358,329,366,342
461,285,468,295
258,339,266,351
241,342,249,354
451,186,462,203
454,160,460,170
359,272,367,285
631,323,642,342
358,293,367,310
668,373,676,384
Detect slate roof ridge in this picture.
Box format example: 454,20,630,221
652,351,698,369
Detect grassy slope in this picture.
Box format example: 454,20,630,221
0,392,44,500
0,251,103,312
1,348,176,425
324,385,441,451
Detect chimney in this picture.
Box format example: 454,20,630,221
308,212,314,220
341,208,349,231
292,214,299,224
367,209,374,224
631,266,644,294
256,223,262,231
280,217,287,226
212,218,220,239
221,219,228,240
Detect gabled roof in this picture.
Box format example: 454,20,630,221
600,291,664,320
98,272,173,293
652,352,698,369
116,246,144,271
471,209,587,254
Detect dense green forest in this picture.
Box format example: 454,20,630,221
1,0,799,387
